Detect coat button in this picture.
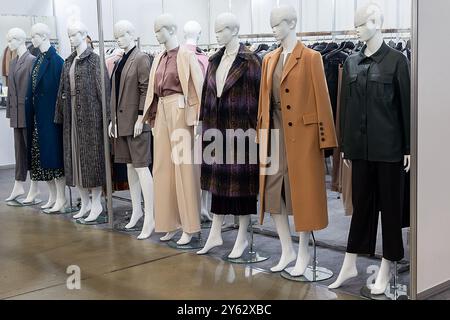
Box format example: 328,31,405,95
320,127,324,131
287,105,291,110
321,138,326,142
76,90,80,94
319,122,324,126
77,105,81,109
285,89,290,93
288,122,293,127
119,110,123,113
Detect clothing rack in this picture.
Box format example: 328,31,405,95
92,37,141,49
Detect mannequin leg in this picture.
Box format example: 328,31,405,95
125,165,144,229
135,167,155,240
228,215,250,259
160,231,180,242
270,202,296,272
197,214,225,255
73,186,91,219
289,232,312,277
42,180,57,209
84,187,103,222
49,177,67,213
23,180,40,203
328,253,358,289
201,191,213,221
6,181,25,202
371,258,392,295
177,232,194,245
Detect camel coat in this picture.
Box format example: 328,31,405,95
257,42,338,232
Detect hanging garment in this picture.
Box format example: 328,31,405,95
110,46,152,168
257,41,338,232
2,47,17,81
54,47,110,188
199,43,261,215
339,42,411,162
7,51,36,182
143,45,204,234
25,46,65,181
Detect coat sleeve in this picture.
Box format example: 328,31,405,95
137,53,151,114
142,55,158,127
199,62,211,122
94,55,111,122
396,56,411,156
5,67,11,119
311,51,338,150
54,61,66,124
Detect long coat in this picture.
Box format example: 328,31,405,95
25,46,64,169
55,47,110,188
200,44,261,198
257,42,338,232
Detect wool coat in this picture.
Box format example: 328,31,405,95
25,46,64,170
257,42,338,232
200,44,261,198
55,47,110,188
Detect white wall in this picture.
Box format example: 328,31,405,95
416,0,450,297
0,0,54,16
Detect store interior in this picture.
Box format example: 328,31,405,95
1,0,449,301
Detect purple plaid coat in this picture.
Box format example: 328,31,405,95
200,44,261,197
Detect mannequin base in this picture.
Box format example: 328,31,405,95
281,266,334,283
223,250,270,265
201,220,213,229
360,284,409,301
76,214,108,225
167,237,204,250
115,223,142,232
6,198,26,207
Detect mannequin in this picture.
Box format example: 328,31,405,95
108,20,154,239
55,21,107,222
329,3,411,295
183,21,211,222
5,28,40,204
27,23,67,213
197,13,261,259
256,5,337,275
142,14,204,245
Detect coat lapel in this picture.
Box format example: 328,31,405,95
220,44,249,96
35,50,52,88
281,41,305,84
142,51,164,120
118,48,138,106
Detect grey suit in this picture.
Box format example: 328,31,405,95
6,51,36,181
110,48,152,167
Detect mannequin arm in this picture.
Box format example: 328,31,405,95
134,115,144,138
189,52,205,126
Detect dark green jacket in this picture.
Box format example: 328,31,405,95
340,42,410,162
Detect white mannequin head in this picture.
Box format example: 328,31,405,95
183,20,202,46
6,28,27,52
154,14,178,46
114,20,136,51
214,13,240,47
67,21,88,48
270,5,297,42
31,23,51,50
355,2,384,42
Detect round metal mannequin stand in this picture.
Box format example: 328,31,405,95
167,232,205,250
223,220,270,265
360,262,409,300
43,187,79,215
281,232,334,282
201,219,213,229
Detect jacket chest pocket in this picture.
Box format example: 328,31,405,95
368,74,394,98
346,74,358,98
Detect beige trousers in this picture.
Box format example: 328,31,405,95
153,94,201,234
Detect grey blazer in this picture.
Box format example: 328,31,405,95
110,48,151,137
6,51,36,128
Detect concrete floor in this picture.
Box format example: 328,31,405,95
0,168,362,300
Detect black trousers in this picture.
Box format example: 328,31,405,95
347,160,405,262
